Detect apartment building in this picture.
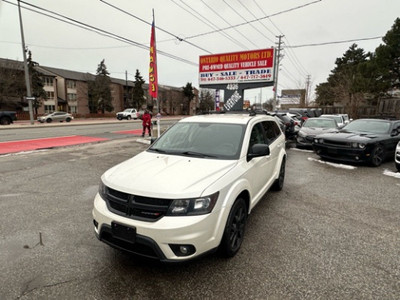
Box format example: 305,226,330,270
0,58,199,116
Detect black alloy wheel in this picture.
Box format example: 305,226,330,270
271,157,286,191
370,144,385,167
46,118,52,123
220,198,247,257
66,117,71,122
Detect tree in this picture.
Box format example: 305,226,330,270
0,60,25,109
182,82,195,115
199,89,214,112
132,69,145,109
27,50,47,114
315,44,371,117
373,18,400,92
88,59,113,113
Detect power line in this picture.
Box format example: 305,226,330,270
170,0,248,50
222,0,274,44
234,0,277,42
287,36,383,48
199,0,252,49
185,0,322,40
3,0,198,66
100,0,212,54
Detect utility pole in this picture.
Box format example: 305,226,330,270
273,35,284,111
305,74,311,106
18,0,34,125
125,70,128,108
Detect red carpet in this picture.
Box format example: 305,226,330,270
0,136,109,154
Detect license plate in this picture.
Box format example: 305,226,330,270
111,222,136,243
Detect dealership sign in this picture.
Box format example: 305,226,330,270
199,49,274,85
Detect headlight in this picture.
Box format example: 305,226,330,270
351,142,366,149
98,181,107,200
167,192,219,216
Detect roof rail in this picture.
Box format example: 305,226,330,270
197,109,272,116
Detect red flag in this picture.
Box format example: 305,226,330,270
149,19,158,99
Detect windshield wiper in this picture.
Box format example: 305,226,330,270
179,151,217,158
149,148,167,153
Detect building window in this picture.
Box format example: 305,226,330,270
67,93,77,101
44,105,55,113
46,91,54,100
44,77,54,87
67,80,76,89
69,106,77,114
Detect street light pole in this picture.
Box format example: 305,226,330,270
17,0,34,125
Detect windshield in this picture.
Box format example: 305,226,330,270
149,122,245,159
342,119,391,134
304,118,337,128
123,109,131,112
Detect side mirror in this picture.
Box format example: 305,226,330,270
247,144,270,161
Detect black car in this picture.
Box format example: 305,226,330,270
313,118,400,166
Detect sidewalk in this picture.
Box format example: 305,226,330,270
0,116,184,130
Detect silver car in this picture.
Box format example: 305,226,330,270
37,111,74,123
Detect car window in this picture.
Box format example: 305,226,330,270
248,123,265,154
262,121,280,144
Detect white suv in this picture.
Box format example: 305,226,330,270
93,112,286,262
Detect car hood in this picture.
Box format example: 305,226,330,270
300,127,337,135
316,131,383,142
102,151,237,199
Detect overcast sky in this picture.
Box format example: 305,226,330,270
1,0,399,104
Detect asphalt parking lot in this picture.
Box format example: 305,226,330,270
0,139,399,299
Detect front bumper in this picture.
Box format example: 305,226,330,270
296,135,314,148
92,193,224,262
313,143,371,163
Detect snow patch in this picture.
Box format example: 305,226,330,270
308,157,357,170
290,148,314,153
383,169,400,179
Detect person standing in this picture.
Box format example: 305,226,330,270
141,110,152,137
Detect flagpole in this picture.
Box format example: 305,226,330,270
152,9,161,138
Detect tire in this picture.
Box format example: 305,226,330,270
271,157,286,191
46,118,52,123
0,117,11,125
370,144,385,167
66,118,71,122
396,162,400,172
220,198,247,257
127,116,132,120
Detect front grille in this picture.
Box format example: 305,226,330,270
104,187,173,222
322,139,350,148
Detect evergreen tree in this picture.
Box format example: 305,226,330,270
132,69,145,109
27,50,46,114
182,82,195,115
373,18,400,92
88,59,113,113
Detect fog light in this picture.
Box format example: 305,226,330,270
355,156,359,160
169,244,196,257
